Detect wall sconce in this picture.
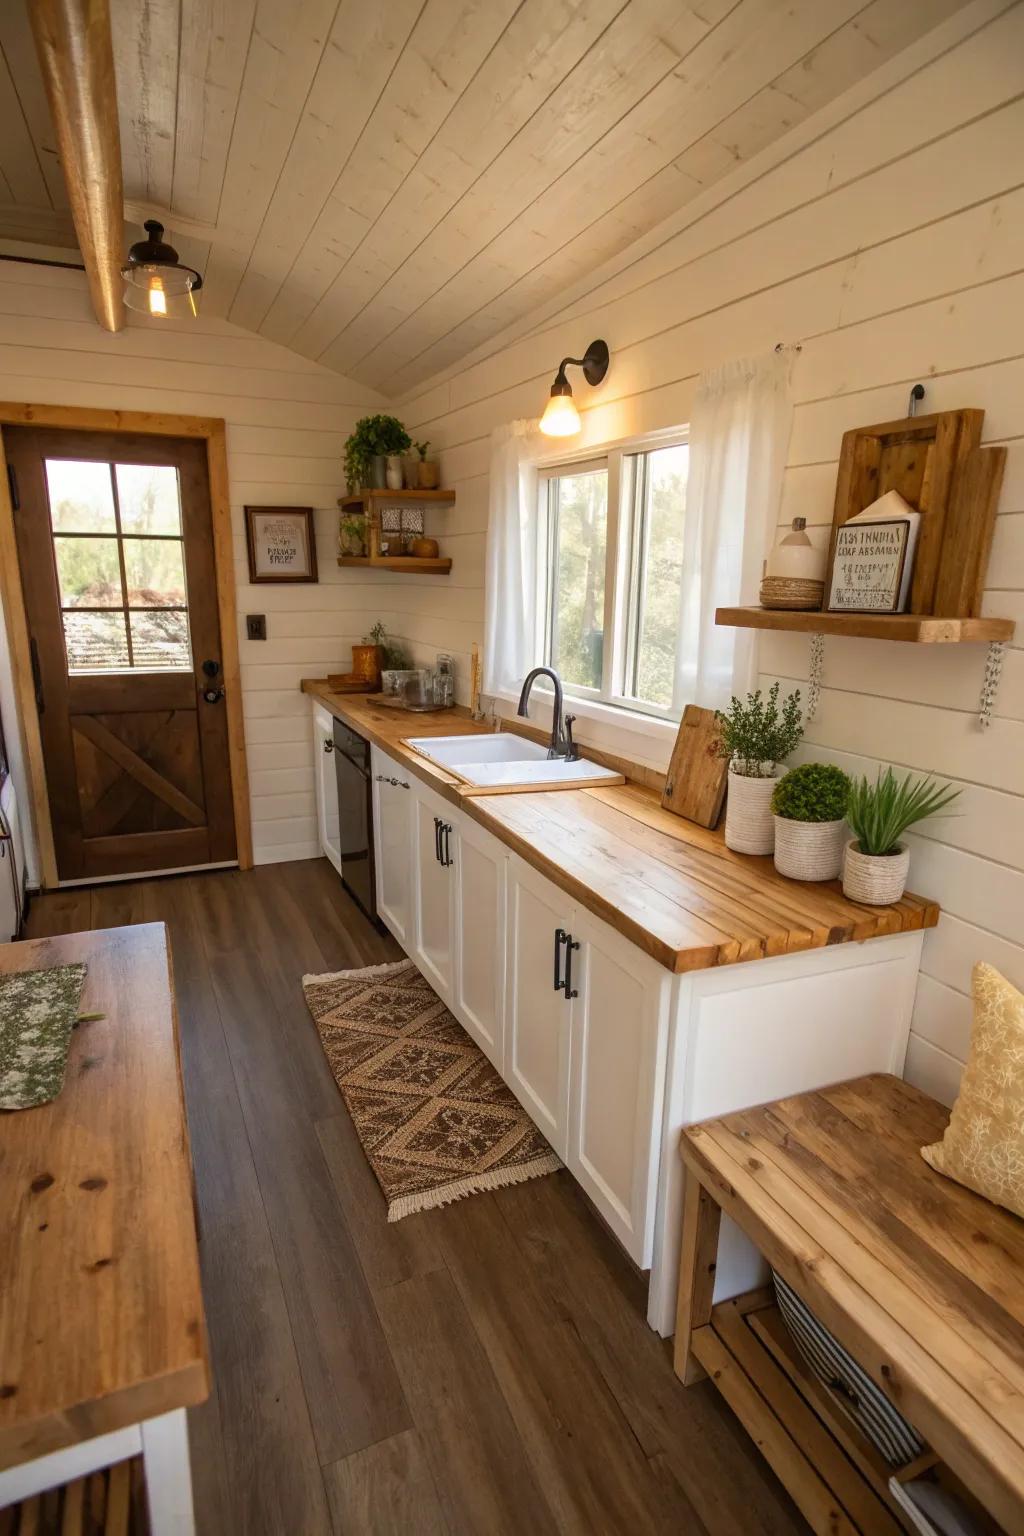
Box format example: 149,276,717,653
539,339,609,436
121,220,204,319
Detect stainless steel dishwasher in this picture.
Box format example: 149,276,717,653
332,717,380,927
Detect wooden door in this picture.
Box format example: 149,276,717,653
7,426,237,880
503,856,571,1155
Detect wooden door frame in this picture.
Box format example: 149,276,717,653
0,402,253,886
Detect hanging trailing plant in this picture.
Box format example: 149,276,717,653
343,415,411,491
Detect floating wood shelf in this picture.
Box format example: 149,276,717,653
337,554,452,575
338,489,455,508
715,607,1015,643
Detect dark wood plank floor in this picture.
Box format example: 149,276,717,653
26,860,806,1535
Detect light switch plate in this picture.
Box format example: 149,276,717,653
246,614,266,640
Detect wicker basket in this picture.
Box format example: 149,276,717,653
725,767,782,855
759,575,824,611
842,841,910,905
773,817,847,881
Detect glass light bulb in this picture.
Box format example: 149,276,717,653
539,390,581,437
148,277,167,317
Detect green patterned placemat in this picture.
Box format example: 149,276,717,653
0,963,88,1110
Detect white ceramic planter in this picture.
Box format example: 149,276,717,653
725,765,782,855
773,817,847,881
842,840,911,905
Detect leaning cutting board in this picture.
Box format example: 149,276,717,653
661,705,727,827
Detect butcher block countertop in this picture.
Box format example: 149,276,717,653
303,680,939,974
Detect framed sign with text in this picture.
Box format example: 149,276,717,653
827,518,911,614
245,506,318,584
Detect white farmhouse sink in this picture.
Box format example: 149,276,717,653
404,733,621,790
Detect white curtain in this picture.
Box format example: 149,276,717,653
482,419,542,698
676,351,793,710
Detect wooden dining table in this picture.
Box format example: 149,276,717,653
0,922,208,1533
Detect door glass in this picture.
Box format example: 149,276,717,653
44,458,192,673
45,459,117,532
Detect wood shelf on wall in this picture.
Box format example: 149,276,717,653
337,554,452,575
338,489,455,508
715,607,1016,644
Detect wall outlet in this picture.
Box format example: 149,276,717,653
246,614,267,641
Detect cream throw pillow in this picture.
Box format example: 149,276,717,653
921,962,1024,1220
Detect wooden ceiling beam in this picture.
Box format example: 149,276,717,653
28,0,124,331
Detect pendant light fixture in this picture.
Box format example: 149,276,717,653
121,220,203,319
539,339,609,436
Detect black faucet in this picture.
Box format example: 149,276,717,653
517,667,580,760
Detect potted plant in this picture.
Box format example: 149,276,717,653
415,439,439,490
343,415,411,492
364,620,411,672
843,769,960,905
338,512,367,558
715,683,803,854
772,762,851,881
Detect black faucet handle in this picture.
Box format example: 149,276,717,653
564,714,580,761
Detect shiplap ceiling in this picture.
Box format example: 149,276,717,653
1,0,972,393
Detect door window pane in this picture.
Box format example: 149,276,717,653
547,469,607,691
62,611,130,670
45,460,116,532
54,535,124,606
129,609,191,669
122,537,188,607
116,464,182,534
630,443,688,709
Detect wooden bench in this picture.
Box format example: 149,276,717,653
673,1073,1024,1534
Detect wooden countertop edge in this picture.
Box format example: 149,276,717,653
302,681,940,975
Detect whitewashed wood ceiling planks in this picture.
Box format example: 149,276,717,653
1,0,973,391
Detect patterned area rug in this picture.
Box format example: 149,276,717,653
302,959,560,1220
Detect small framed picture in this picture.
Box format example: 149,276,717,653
827,518,911,614
245,507,318,583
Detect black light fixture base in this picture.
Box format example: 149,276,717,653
581,338,609,387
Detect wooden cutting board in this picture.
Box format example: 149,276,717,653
661,705,727,827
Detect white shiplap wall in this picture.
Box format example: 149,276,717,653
395,0,1024,1105
0,261,386,868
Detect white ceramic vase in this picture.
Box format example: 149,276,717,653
773,817,847,881
842,840,911,905
386,454,404,490
725,764,782,855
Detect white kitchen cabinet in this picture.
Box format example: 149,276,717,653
411,780,456,1004
452,813,506,1071
504,856,572,1154
312,704,342,876
371,746,414,947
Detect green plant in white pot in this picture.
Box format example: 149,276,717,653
715,683,803,855
844,768,960,905
772,762,851,881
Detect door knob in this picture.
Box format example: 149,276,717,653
201,659,221,678
203,685,225,704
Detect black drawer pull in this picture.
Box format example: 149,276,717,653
563,933,580,1000
554,928,567,991
442,823,453,867
434,816,442,863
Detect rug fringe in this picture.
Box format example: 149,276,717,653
385,1152,562,1222
302,958,415,985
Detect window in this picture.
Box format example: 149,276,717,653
44,459,191,673
538,436,689,719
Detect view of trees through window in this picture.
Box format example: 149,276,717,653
45,459,191,672
542,439,688,714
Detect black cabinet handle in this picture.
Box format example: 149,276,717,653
563,933,580,1000
434,816,442,863
554,928,567,991
442,823,453,867
323,738,334,753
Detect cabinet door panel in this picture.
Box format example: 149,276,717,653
504,858,571,1155
568,912,669,1266
453,817,505,1068
413,792,454,1002
372,748,413,946
312,705,341,874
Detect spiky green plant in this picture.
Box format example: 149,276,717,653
715,682,803,778
772,763,850,823
846,768,960,856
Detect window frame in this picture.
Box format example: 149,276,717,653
536,427,689,723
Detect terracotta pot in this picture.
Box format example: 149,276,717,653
773,817,847,881
410,537,439,559
842,840,910,905
418,459,440,490
725,765,782,855
350,643,382,687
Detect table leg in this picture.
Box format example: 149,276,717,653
673,1173,721,1385
140,1409,196,1536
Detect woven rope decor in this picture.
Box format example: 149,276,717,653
303,960,560,1220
